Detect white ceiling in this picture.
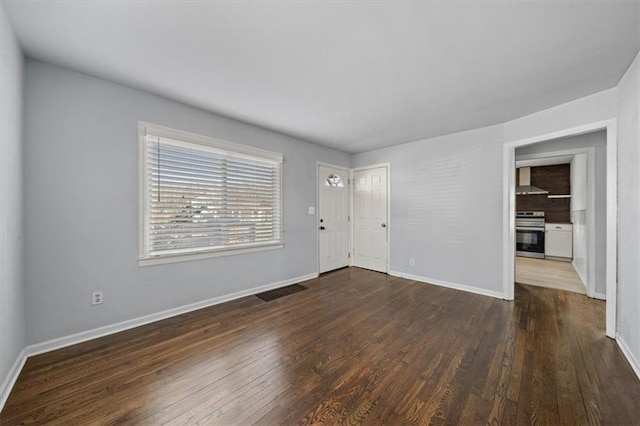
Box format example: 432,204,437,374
3,1,639,153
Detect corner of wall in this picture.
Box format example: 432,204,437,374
0,1,28,413
617,334,640,380
614,48,640,381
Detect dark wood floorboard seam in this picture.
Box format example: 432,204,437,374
2,268,639,425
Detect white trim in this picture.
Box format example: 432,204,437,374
351,163,391,274
349,167,354,268
25,273,317,357
139,122,283,162
616,334,640,380
604,122,617,338
138,243,284,266
502,119,618,338
316,162,351,274
389,270,504,299
351,162,392,171
0,349,27,412
138,122,146,259
516,146,596,297
502,144,516,300
593,292,606,300
316,162,320,272
572,259,589,292
587,148,597,298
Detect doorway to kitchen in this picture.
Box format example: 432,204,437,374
513,142,600,298
503,121,617,338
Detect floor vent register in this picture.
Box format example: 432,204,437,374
256,284,308,302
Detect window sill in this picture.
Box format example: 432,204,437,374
138,243,284,267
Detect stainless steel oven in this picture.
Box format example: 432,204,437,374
516,212,545,259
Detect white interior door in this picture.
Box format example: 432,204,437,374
353,166,388,273
318,165,350,273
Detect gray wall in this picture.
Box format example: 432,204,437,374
351,89,617,300
515,131,607,296
617,52,640,370
23,60,350,344
0,3,26,394
353,125,505,295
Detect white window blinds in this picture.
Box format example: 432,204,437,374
140,124,283,261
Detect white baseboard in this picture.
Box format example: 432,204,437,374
593,292,606,300
0,348,28,412
571,260,589,290
0,273,318,413
26,272,318,357
616,333,640,380
388,270,504,299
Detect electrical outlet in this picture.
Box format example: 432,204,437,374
409,258,415,266
308,206,315,215
92,291,103,305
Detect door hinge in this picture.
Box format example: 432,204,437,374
348,252,351,258
348,178,351,185
348,215,350,221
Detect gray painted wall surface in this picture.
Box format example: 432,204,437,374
515,131,607,295
353,125,505,295
0,4,26,390
617,52,640,370
24,60,350,344
352,89,618,299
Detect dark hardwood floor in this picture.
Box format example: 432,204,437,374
2,267,639,425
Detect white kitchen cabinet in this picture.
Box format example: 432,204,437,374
545,223,573,259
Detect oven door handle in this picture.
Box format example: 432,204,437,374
516,227,545,231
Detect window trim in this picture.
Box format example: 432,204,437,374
138,122,284,266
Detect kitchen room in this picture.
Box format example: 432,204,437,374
514,130,607,300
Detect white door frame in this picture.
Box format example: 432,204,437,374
515,146,597,298
317,162,351,273
502,119,617,338
351,163,391,273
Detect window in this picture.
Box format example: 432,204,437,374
139,122,283,265
325,173,344,187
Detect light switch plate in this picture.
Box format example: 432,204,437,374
308,206,315,215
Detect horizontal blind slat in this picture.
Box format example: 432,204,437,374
148,146,276,172
147,160,277,178
147,155,275,178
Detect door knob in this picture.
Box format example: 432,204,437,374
381,223,386,228
320,226,325,230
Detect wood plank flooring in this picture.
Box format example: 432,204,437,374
2,267,639,425
516,256,587,294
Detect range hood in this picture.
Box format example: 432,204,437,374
516,167,549,195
